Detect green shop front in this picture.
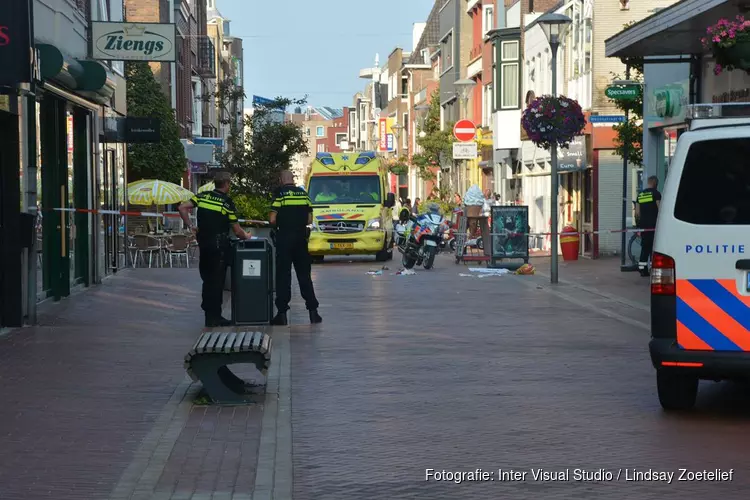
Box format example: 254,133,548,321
29,43,121,302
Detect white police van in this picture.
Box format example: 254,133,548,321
651,103,750,410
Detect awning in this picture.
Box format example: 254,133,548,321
37,43,115,104
604,0,738,58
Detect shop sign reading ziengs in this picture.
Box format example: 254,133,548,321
91,22,176,62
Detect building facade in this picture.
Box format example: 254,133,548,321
2,0,130,328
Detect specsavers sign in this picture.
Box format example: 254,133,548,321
645,80,689,128
91,22,176,62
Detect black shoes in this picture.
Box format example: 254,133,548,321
205,316,232,327
309,309,323,324
271,312,288,325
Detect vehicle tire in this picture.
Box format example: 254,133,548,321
402,254,416,269
656,370,698,411
477,237,483,250
423,246,437,269
628,233,641,266
312,255,324,264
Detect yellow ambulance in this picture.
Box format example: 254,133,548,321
306,151,396,262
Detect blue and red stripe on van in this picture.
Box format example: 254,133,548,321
676,279,750,351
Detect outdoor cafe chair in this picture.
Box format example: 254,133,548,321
167,234,191,268
132,234,162,268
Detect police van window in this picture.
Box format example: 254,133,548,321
674,138,750,225
308,175,382,204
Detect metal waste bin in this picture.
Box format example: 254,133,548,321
231,239,274,325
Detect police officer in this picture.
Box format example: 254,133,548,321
269,170,322,325
178,171,249,327
635,175,662,277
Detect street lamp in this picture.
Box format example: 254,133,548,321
414,104,430,139
391,123,403,156
454,79,476,116
537,12,572,285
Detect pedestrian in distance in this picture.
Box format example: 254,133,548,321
269,170,322,326
412,197,421,215
178,171,250,327
635,175,662,277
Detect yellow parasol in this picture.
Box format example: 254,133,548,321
127,179,193,205
198,181,215,193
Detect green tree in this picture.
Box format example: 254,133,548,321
608,26,645,167
125,62,186,183
211,80,308,200
413,89,453,184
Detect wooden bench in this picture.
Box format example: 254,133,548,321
184,330,273,404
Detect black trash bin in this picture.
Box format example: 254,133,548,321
231,239,274,325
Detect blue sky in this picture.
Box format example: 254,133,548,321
218,0,435,109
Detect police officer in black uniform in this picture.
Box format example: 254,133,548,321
635,175,662,277
269,170,322,325
179,171,249,326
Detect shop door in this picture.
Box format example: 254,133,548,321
0,109,22,326
40,96,70,300
103,149,119,272
72,108,90,285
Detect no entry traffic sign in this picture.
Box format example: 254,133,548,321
453,119,476,142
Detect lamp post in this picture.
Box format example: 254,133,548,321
537,12,572,285
391,123,403,157
454,79,476,194
414,104,430,142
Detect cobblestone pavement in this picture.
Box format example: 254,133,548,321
3,254,750,500
0,270,263,500
288,254,750,500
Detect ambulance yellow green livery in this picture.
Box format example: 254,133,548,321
306,151,396,262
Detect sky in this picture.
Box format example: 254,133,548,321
218,0,436,110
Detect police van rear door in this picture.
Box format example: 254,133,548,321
657,124,750,352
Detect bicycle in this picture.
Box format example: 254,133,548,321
627,229,642,267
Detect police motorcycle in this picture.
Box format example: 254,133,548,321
395,204,445,270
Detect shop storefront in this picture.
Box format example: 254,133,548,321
558,135,587,244
605,0,743,183
642,59,693,184
1,0,34,328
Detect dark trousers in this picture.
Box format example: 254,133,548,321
275,232,319,312
639,229,655,269
199,243,228,319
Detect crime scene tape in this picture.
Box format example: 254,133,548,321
43,206,656,237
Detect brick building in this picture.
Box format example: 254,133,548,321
125,0,215,188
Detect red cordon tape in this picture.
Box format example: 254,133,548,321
45,207,655,236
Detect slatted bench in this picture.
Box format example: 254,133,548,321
184,330,273,404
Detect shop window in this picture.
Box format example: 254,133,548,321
674,138,750,225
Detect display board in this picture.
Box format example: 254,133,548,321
490,205,529,261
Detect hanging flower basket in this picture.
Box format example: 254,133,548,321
521,95,586,150
387,158,409,175
702,16,750,75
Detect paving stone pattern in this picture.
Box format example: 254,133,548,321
290,255,750,499
0,270,264,500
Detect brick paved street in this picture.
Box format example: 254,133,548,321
2,255,750,500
